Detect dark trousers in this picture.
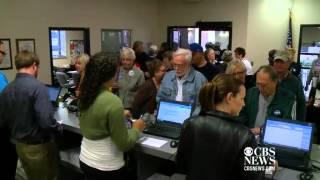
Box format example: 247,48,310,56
0,128,18,180
80,161,127,180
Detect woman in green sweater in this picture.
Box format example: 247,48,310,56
78,52,145,180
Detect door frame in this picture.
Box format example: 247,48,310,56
101,28,132,53
48,27,90,85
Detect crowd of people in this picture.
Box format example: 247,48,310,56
0,39,311,180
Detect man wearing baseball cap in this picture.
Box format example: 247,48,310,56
273,50,305,121
189,43,220,81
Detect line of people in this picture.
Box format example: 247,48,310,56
0,38,307,180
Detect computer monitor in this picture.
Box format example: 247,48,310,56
262,118,313,152
47,85,61,104
262,118,314,170
156,100,193,125
299,54,318,68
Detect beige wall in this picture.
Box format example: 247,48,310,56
293,0,320,48
0,0,159,84
246,0,293,70
246,0,320,71
1,0,320,83
158,0,249,51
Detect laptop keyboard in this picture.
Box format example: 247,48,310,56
144,124,181,139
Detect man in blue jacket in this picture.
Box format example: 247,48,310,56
157,48,207,115
0,51,59,180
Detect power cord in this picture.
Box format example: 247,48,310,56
311,164,320,172
311,159,320,165
299,159,320,180
299,171,313,180
310,159,320,173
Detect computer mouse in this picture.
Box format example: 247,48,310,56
170,140,178,148
67,104,78,112
300,172,313,180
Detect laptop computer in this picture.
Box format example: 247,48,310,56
261,117,314,171
47,85,61,107
143,100,193,139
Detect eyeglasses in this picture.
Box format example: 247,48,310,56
173,63,186,69
0,50,6,56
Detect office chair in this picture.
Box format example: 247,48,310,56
55,72,75,88
70,72,80,85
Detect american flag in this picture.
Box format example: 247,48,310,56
286,10,293,48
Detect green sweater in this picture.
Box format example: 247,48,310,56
239,86,296,128
79,89,140,152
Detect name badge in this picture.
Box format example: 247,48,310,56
128,70,135,77
272,109,282,117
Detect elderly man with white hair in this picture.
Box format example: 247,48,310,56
157,48,207,115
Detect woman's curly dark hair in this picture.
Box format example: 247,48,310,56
79,52,119,111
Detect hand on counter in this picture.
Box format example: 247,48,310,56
250,127,261,135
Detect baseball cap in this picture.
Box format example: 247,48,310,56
189,43,203,53
273,50,290,62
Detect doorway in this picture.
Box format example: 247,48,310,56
167,22,232,51
101,29,131,58
48,27,90,86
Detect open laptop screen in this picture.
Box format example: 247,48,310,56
157,100,193,125
262,118,313,152
47,86,61,102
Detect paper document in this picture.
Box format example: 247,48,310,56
141,137,167,148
